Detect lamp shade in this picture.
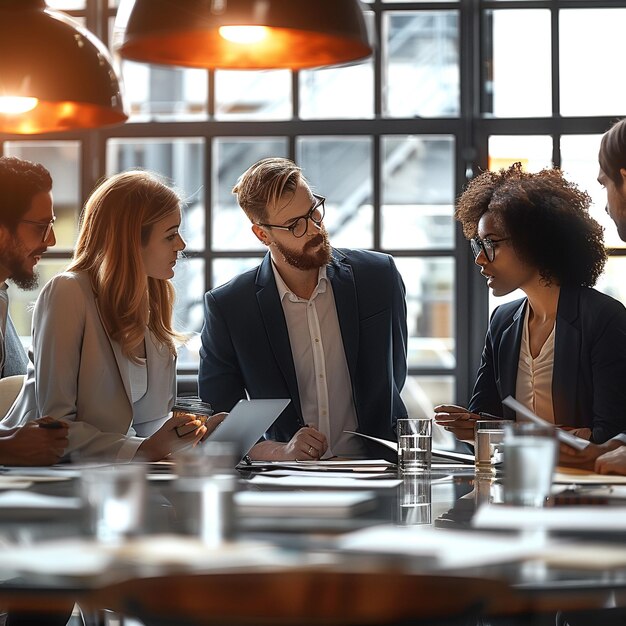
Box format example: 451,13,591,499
0,0,127,134
116,0,372,70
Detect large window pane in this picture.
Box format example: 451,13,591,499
215,71,291,120
172,258,205,370
560,9,626,117
212,138,288,252
297,137,373,249
384,11,459,118
395,257,454,370
488,135,553,172
212,258,264,291
597,257,626,309
4,141,81,251
381,135,455,250
561,134,624,249
106,138,205,252
300,62,374,120
485,10,551,117
120,62,208,122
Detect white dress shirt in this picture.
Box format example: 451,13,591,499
272,263,364,457
515,304,556,423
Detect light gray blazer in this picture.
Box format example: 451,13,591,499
2,271,176,461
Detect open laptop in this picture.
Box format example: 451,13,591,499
208,398,290,462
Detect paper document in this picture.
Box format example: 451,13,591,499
239,459,395,472
259,469,396,480
339,525,551,568
249,474,402,489
554,467,626,485
502,396,590,450
473,503,626,531
343,430,475,464
235,490,377,517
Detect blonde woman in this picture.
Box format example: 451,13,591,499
2,170,216,461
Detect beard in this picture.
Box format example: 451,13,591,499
1,235,40,291
273,228,332,271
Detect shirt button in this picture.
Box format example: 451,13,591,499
319,374,324,379
315,338,319,343
322,410,327,416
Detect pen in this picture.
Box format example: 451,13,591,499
38,421,65,429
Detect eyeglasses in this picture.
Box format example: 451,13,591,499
20,216,56,243
470,236,510,263
256,194,325,238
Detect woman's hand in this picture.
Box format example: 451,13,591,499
136,413,206,461
434,404,481,442
201,412,227,441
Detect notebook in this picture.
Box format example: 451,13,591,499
208,398,290,462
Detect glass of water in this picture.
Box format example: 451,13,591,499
81,464,147,543
502,422,557,507
474,420,508,474
397,418,432,473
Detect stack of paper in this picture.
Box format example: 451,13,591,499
235,490,377,517
472,503,626,531
338,524,550,568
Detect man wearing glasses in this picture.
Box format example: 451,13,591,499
0,156,56,379
0,156,67,468
199,157,408,461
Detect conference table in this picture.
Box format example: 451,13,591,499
0,459,624,625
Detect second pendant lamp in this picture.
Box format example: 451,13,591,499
116,0,372,70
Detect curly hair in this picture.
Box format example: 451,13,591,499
455,163,606,288
0,156,52,229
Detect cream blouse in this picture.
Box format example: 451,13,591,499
515,304,556,423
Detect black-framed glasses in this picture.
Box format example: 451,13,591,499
256,194,325,238
470,236,510,263
20,216,56,243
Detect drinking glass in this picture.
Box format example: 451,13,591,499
502,422,557,507
81,464,147,543
397,418,432,473
474,420,508,474
174,442,237,546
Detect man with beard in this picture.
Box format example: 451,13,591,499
199,158,408,461
0,156,67,468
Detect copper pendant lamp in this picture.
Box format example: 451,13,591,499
0,0,127,134
116,0,372,70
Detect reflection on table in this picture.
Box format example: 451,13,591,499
0,459,625,625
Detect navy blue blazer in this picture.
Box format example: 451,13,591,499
468,286,626,443
198,248,408,451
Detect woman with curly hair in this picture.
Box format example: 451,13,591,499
435,162,626,445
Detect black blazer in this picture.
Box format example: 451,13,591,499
198,248,408,451
468,286,626,443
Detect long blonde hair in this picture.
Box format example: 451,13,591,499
68,170,181,359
